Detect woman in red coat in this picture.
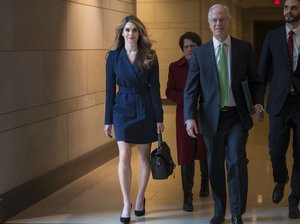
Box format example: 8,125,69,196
166,32,209,212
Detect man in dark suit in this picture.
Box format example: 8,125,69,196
184,4,264,224
257,0,300,219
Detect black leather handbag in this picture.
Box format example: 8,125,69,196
151,134,176,180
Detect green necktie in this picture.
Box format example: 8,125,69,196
217,43,228,108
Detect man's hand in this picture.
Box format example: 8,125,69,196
185,119,198,138
251,104,264,122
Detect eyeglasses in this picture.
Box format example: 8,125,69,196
209,18,228,24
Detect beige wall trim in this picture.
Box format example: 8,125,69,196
0,141,118,222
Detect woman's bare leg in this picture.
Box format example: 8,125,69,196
117,141,132,217
135,143,151,211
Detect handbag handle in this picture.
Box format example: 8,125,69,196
158,133,163,148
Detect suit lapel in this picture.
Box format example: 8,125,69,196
231,38,238,83
208,41,219,84
279,26,292,71
120,47,141,80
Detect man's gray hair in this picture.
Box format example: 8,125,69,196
208,4,232,21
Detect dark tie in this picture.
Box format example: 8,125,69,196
288,31,294,66
287,31,295,93
217,43,228,107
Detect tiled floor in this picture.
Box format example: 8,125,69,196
6,105,298,224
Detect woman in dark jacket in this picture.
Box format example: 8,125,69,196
104,15,164,224
166,32,209,212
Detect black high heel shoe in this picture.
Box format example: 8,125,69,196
134,198,146,217
120,204,131,224
120,216,130,224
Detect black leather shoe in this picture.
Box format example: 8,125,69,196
134,198,145,217
289,205,300,219
272,175,289,203
231,216,243,224
210,216,225,224
183,193,193,212
199,179,209,197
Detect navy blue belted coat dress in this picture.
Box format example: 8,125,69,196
105,47,163,144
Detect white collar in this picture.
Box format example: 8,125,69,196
285,24,300,37
213,35,231,51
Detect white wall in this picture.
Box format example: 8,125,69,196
0,0,135,195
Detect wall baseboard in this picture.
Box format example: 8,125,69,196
0,141,118,222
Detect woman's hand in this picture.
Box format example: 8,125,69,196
104,124,113,138
157,122,165,134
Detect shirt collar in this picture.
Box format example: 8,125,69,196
286,24,300,37
213,35,231,51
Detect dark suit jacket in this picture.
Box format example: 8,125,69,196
258,26,300,116
184,37,264,136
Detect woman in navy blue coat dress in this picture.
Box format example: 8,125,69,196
104,15,164,224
